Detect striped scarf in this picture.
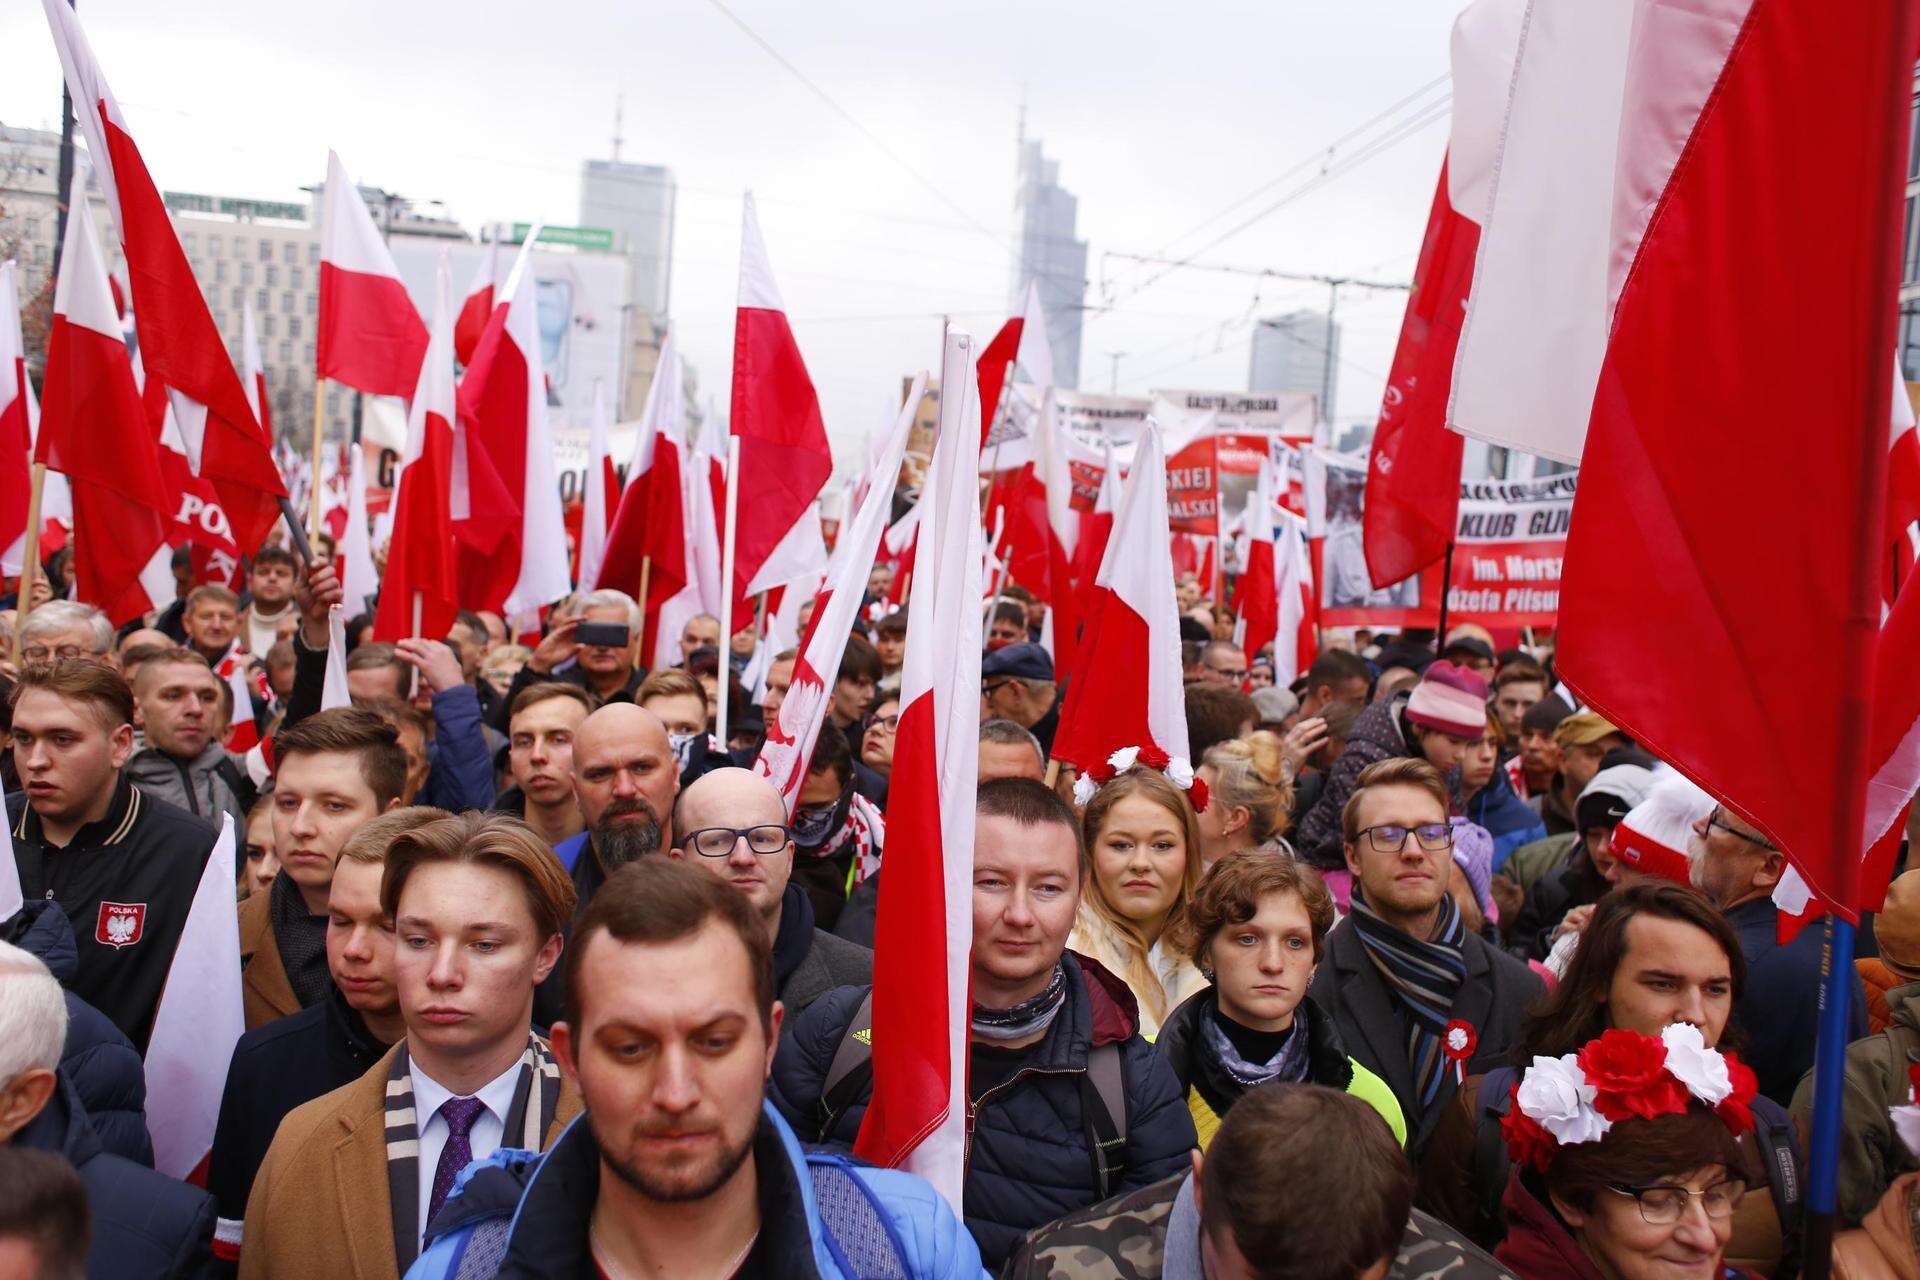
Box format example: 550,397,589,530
1348,888,1467,1116
383,1035,562,1273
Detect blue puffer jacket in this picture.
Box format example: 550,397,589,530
405,1102,985,1280
770,952,1198,1270
9,898,154,1166
1465,766,1549,872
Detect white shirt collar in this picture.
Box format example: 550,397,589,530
410,1048,524,1129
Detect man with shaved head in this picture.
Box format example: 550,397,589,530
559,703,681,907
666,767,871,1013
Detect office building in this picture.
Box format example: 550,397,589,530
1250,308,1341,424
1010,138,1087,389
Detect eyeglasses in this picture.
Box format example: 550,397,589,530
868,714,900,732
1706,808,1778,852
1355,822,1454,853
21,645,90,663
682,824,791,859
1605,1179,1746,1225
981,680,1011,697
1203,663,1248,678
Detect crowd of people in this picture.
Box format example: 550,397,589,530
3,551,1919,1280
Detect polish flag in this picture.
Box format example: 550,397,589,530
1026,388,1082,676
598,332,688,631
454,239,572,616
1232,458,1279,666
729,195,833,603
1889,366,1920,592
337,443,377,613
144,814,244,1180
37,163,173,624
1051,424,1190,778
1,261,35,572
42,0,286,553
1072,443,1121,608
756,374,924,808
574,382,617,592
854,332,983,1211
322,607,352,711
375,255,461,643
317,150,428,399
976,280,1055,446
454,239,505,369
1474,0,1920,922
650,408,727,671
239,302,272,442
1273,507,1318,685
221,660,261,754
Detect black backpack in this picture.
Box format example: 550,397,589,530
819,990,1131,1198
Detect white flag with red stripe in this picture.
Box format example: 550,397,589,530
37,162,173,623
317,150,428,398
454,238,505,369
239,302,272,440
575,382,615,594
853,332,982,1210
1052,424,1189,778
2,260,36,573
338,443,377,611
41,0,286,552
1231,457,1279,667
1273,507,1318,686
755,373,924,809
144,813,243,1179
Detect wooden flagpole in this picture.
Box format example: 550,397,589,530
12,462,47,664
308,378,327,544
716,435,741,748
636,554,652,664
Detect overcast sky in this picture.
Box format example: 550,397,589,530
0,0,1464,462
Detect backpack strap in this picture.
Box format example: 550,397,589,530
1748,1096,1803,1240
213,755,258,817
1472,1066,1518,1233
807,1155,911,1280
820,992,877,1137
1079,1042,1128,1200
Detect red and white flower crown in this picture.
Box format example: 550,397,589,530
1501,1025,1758,1172
1071,744,1210,812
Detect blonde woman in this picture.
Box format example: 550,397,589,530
1195,733,1293,871
1070,768,1209,1039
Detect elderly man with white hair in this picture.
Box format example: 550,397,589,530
17,601,115,668
0,942,215,1279
489,589,649,732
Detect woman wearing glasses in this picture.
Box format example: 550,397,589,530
1494,1026,1762,1279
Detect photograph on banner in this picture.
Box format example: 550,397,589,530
1305,450,1575,628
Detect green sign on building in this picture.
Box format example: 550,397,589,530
164,191,308,222
507,222,617,252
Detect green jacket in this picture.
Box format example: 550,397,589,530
1001,1172,1515,1280
1791,980,1920,1225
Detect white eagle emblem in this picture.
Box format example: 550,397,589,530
96,902,146,949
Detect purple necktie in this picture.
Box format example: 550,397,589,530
426,1096,488,1228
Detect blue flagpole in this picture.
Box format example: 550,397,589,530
1802,914,1855,1279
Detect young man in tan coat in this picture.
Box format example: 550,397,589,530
239,813,580,1279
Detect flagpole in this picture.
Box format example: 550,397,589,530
12,462,46,663
1434,539,1456,644
409,590,423,699
636,554,652,655
716,435,742,749
308,377,327,543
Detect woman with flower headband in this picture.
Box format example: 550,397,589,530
1496,1025,1762,1279
1068,757,1210,1040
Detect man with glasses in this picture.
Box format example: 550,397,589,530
1194,639,1249,688
665,767,870,1014
979,642,1060,758
1309,758,1543,1157
1690,798,1865,1102
16,601,114,668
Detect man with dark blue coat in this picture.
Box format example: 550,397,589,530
1690,798,1866,1102
1,941,213,1279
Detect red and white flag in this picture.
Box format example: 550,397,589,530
854,333,983,1211
1273,506,1318,686
1232,458,1279,667
991,388,1082,677
221,660,260,754
317,150,428,399
145,814,243,1180
37,163,173,624
42,0,286,553
1072,442,1121,608
598,332,689,637
1051,424,1190,778
1484,0,1920,922
454,238,505,369
239,302,272,442
976,280,1055,448
337,442,377,611
375,255,462,643
575,382,616,592
728,195,833,604
454,239,571,615
756,373,924,808
1,260,35,573
1889,365,1920,592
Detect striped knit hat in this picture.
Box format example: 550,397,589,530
1402,660,1490,740
1610,773,1713,886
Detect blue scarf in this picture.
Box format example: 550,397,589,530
1348,887,1467,1115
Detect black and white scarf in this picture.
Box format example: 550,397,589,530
971,963,1067,1043
1348,888,1467,1115
1202,1002,1314,1091
383,1035,562,1273
268,871,331,1010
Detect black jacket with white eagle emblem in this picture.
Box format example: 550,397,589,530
7,777,218,1053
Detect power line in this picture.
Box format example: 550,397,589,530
702,0,1018,263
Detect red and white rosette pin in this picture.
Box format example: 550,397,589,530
1443,1019,1478,1084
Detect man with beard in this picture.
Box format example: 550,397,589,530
407,856,983,1280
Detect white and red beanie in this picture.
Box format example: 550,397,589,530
1610,773,1714,886
1403,660,1490,740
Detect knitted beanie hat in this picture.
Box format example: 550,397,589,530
1402,660,1490,740
1608,772,1707,885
